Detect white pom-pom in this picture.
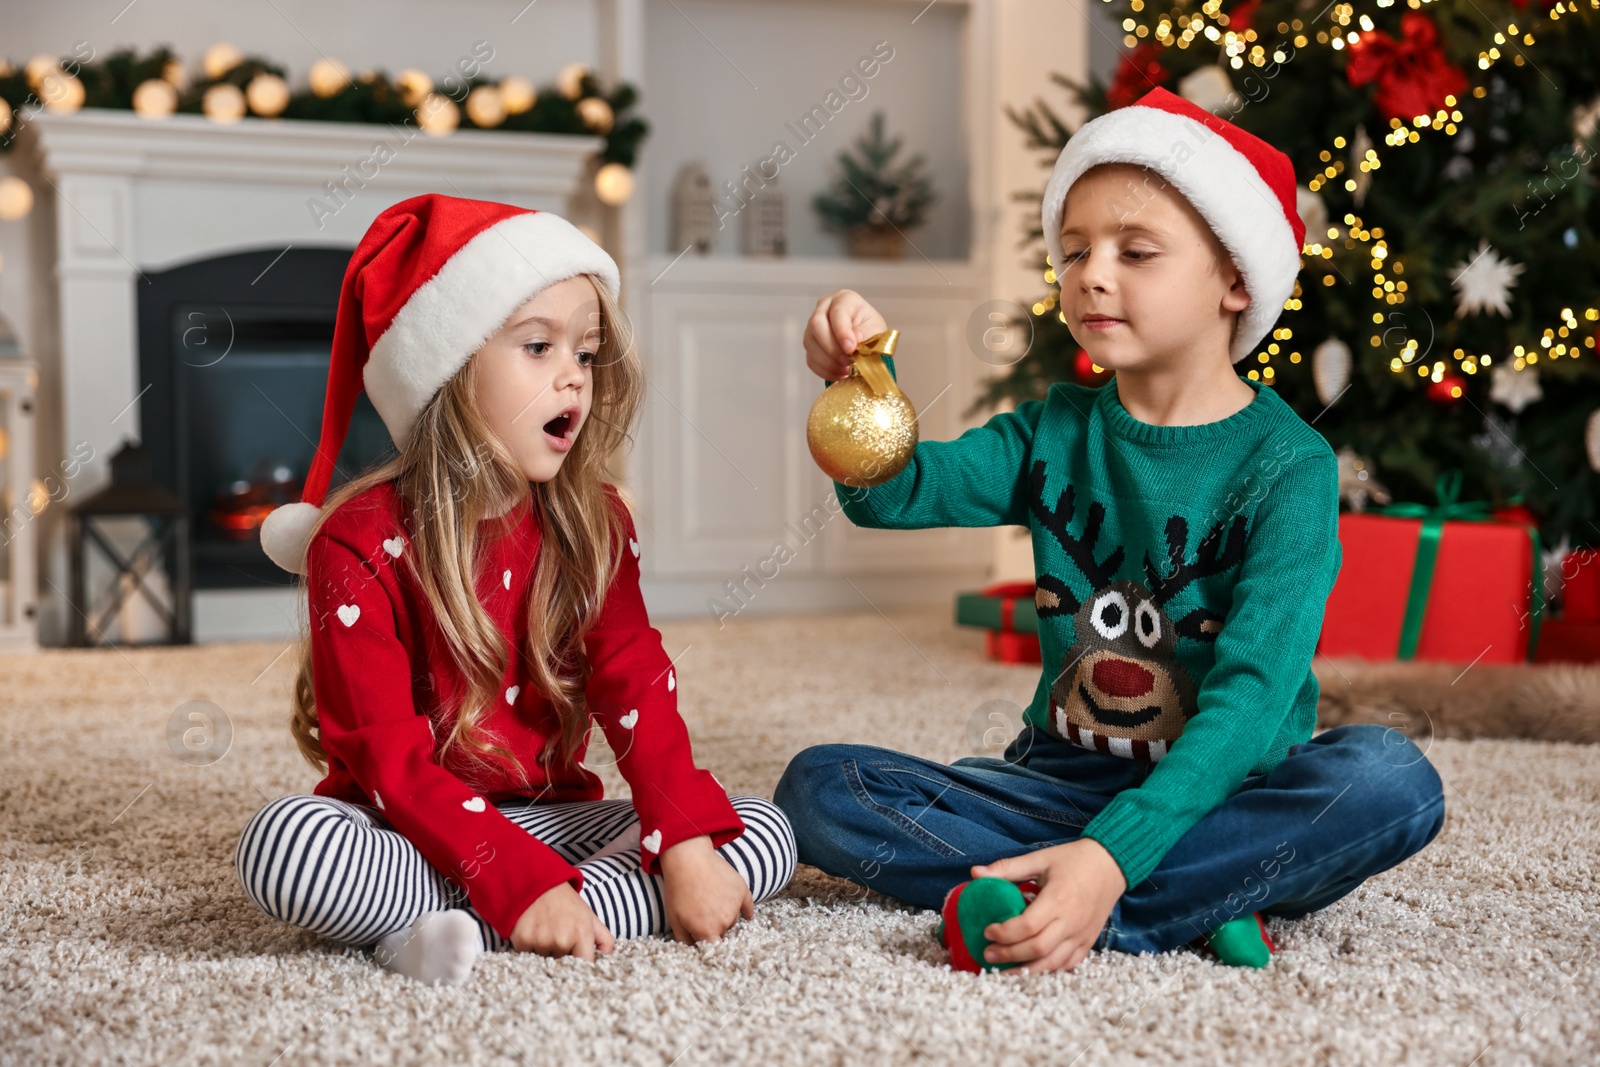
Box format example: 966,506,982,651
260,501,323,576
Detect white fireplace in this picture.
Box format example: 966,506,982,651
10,107,600,644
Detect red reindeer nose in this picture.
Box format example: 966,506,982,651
1092,657,1154,698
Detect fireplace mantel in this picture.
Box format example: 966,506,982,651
15,107,602,642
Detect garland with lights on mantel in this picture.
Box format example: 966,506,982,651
975,0,1600,551
0,43,647,206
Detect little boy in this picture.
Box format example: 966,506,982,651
775,87,1444,973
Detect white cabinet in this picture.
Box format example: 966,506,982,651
634,255,997,617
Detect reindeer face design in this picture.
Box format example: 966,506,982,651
1030,460,1243,762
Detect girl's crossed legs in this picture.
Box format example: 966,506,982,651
234,793,796,959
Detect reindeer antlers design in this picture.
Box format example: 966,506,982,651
1029,460,1124,590
1143,512,1248,606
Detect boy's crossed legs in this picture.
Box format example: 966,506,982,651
774,722,1444,958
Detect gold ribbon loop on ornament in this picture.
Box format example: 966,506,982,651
851,329,901,397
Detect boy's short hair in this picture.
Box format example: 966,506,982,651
1041,88,1305,365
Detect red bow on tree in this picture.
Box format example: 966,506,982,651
1106,44,1171,111
1345,12,1468,122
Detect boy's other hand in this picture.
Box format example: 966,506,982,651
970,837,1128,974
806,289,889,382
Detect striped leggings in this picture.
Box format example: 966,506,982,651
234,793,796,952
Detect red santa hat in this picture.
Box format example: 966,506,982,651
259,193,619,576
1039,86,1306,365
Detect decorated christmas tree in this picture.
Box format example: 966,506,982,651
976,0,1600,552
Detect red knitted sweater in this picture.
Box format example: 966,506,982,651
305,481,744,940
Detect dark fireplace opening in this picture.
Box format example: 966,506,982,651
138,248,396,589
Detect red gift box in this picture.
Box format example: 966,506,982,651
1533,617,1600,664
1318,507,1541,666
1561,549,1600,623
955,581,1042,664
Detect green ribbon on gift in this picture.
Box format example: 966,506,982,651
1374,471,1543,662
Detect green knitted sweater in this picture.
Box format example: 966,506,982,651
827,357,1342,889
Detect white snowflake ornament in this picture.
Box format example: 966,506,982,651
1450,240,1524,318
1488,362,1542,413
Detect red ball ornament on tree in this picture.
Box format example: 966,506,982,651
1074,348,1112,385
1426,375,1466,404
1106,45,1170,111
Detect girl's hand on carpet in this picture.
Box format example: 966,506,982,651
660,834,755,944
510,882,615,961
970,838,1128,974
806,289,889,381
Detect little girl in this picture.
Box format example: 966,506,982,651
235,194,795,986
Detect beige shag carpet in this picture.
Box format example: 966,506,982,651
3,609,1599,1066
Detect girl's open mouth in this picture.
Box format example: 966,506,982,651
542,410,578,452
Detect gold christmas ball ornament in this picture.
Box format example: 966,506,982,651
499,75,536,114
203,42,244,80
202,83,247,123
807,330,918,487
246,73,290,117
133,78,179,118
308,57,351,98
0,99,13,136
465,85,506,128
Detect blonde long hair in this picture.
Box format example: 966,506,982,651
287,273,643,788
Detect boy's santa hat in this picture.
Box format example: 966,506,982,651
259,193,619,576
1040,86,1306,365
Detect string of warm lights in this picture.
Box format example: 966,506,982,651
1092,0,1600,386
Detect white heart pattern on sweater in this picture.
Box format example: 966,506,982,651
337,604,360,627
462,796,486,813
667,669,675,692
373,790,385,810
642,829,662,853
619,708,638,729
506,685,520,705
383,536,405,558
629,537,640,558
502,569,511,590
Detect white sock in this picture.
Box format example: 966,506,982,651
374,911,482,986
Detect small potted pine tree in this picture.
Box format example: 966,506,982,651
812,112,935,260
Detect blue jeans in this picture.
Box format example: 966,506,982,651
774,723,1445,956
